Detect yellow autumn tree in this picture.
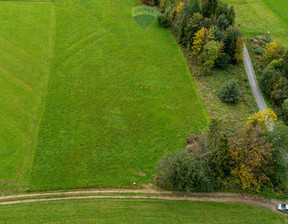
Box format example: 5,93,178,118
230,125,274,192
192,27,213,56
245,109,277,132
176,1,184,14
261,42,282,67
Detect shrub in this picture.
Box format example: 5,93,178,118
254,48,265,55
215,54,230,69
218,79,242,104
157,12,170,28
260,42,282,68
260,67,288,106
155,150,214,192
267,59,283,70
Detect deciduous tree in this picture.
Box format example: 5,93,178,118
192,27,213,56
199,40,223,74
261,42,282,68
245,109,277,132
230,125,274,192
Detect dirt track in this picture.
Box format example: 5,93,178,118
0,189,287,217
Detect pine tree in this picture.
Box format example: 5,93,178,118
190,0,201,14
202,0,218,18
226,6,236,26
205,119,231,179
224,26,242,64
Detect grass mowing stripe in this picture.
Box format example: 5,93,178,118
0,2,54,192
29,0,208,190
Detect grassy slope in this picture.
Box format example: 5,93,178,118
262,0,288,29
29,0,208,190
194,64,258,131
0,199,285,223
0,2,54,191
224,0,288,47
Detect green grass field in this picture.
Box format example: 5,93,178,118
0,0,208,191
0,2,54,191
0,199,286,223
224,0,288,47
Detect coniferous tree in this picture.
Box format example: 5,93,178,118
204,119,231,179
224,26,242,63
202,0,218,18
226,6,236,26
217,14,230,30
190,0,201,14
182,13,203,48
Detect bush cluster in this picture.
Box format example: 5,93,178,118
155,150,214,192
155,0,243,75
256,41,288,123
155,116,288,195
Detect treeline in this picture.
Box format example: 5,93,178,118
154,0,243,75
155,110,288,196
257,41,288,124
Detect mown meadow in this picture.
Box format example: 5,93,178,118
0,199,286,224
22,0,208,190
0,2,54,191
224,0,288,47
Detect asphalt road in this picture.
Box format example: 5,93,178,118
243,43,268,112
243,43,275,130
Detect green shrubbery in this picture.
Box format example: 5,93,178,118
155,150,215,191
155,116,288,195
253,40,288,123
218,79,242,104
156,0,242,73
157,12,170,28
